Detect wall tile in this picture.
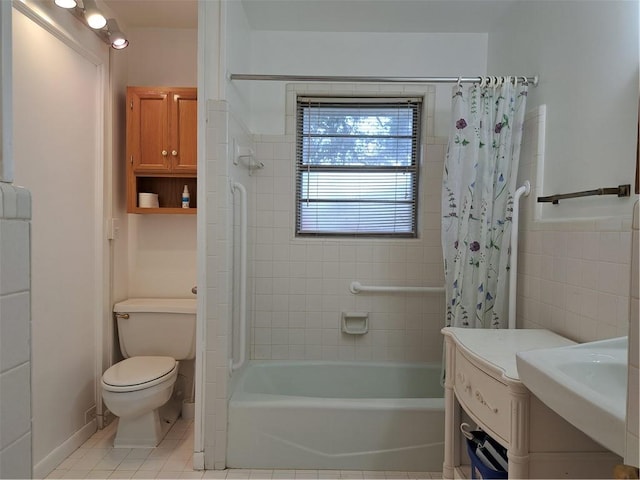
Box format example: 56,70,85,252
0,363,31,449
0,292,30,372
517,110,634,344
0,220,30,295
0,432,31,479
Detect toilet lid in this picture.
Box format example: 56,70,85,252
102,356,176,390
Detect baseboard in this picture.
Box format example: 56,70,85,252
192,451,205,470
33,419,97,479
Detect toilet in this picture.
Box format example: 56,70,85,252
101,298,196,448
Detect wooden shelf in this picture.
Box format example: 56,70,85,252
131,175,198,209
130,206,196,215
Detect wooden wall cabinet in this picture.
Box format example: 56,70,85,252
126,86,197,214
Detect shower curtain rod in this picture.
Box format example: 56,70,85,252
228,73,539,86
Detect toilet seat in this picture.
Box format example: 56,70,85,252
102,356,177,393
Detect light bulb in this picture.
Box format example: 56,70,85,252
54,0,77,8
107,19,129,50
84,0,106,29
111,37,129,49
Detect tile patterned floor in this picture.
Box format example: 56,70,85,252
46,419,442,480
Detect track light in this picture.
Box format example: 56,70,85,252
83,0,106,29
107,19,129,50
53,0,128,50
54,0,77,8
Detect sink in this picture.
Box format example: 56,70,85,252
516,336,627,457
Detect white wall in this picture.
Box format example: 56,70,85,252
0,0,11,183
246,31,488,135
122,27,198,298
488,0,638,220
11,2,109,476
225,0,253,128
127,28,197,87
110,53,130,299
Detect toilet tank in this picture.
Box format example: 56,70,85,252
114,298,196,360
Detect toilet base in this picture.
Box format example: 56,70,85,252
113,394,182,448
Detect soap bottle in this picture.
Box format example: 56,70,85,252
182,185,190,208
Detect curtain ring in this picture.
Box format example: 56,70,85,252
513,76,518,88
523,76,529,86
457,76,462,88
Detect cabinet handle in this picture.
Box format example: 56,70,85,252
172,150,178,156
162,150,168,156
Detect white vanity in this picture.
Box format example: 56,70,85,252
442,327,623,479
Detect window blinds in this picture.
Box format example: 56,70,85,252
296,97,422,237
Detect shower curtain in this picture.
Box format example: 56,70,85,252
442,78,528,329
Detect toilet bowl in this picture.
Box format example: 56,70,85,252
102,356,180,447
101,299,196,448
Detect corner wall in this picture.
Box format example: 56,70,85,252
487,0,639,341
626,201,639,467
123,27,198,299
488,0,638,220
0,184,32,478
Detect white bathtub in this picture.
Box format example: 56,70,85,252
227,361,444,471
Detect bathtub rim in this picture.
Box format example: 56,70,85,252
230,359,445,406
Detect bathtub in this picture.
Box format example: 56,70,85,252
227,361,444,471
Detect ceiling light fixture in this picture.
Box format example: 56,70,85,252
107,19,129,50
83,0,107,29
52,0,129,50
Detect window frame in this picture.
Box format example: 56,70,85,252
295,96,422,238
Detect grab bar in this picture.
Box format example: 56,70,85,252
508,181,530,329
230,181,247,373
349,281,445,294
537,184,630,204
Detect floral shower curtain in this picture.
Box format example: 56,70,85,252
442,78,528,329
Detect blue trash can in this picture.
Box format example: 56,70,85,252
464,430,508,480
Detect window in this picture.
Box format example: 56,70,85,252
296,97,422,237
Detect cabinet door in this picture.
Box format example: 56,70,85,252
169,89,197,174
127,88,170,173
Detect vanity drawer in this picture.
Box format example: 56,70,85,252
454,349,510,444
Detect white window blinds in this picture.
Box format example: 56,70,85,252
296,97,422,237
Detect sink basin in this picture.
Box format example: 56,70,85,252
516,336,627,456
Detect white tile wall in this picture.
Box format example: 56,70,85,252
205,100,258,469
0,183,31,479
249,83,445,363
625,201,638,467
516,107,633,342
